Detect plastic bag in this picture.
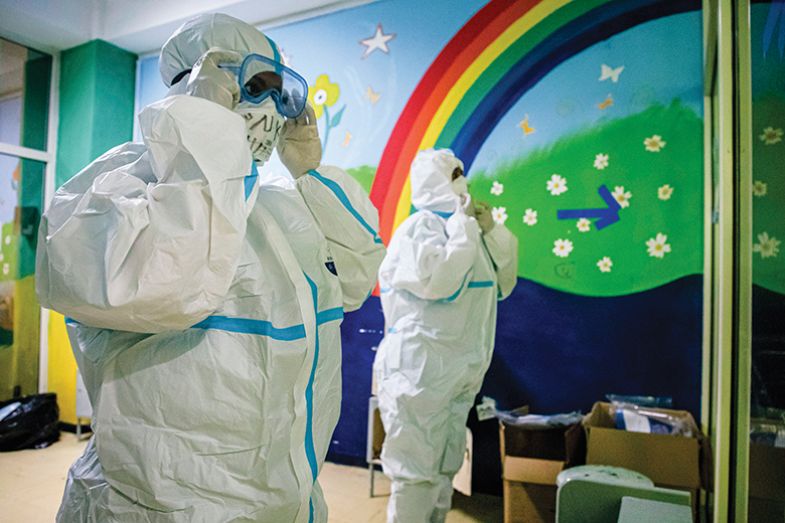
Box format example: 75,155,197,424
750,419,785,448
606,394,673,409
495,410,584,430
610,402,693,437
0,393,60,451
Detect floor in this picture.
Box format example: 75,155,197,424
0,433,503,522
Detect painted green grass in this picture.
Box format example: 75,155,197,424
0,222,17,283
346,165,376,194
468,101,704,296
752,95,785,295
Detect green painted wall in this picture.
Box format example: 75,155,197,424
56,40,137,187
49,39,136,422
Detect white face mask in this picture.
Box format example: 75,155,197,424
236,99,284,164
451,176,469,196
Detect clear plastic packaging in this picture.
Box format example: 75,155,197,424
750,419,785,448
610,402,694,437
495,410,584,430
605,394,673,409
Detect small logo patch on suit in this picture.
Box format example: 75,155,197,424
325,260,338,276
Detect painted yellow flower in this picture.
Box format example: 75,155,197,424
308,74,340,119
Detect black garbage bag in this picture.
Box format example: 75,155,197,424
0,393,60,451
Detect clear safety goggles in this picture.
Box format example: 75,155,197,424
220,54,309,118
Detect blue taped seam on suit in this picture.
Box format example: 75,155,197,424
193,307,343,339
414,207,453,219
193,315,306,340
441,273,470,303
245,162,259,200
308,169,383,244
316,307,343,324
467,280,494,288
303,274,320,523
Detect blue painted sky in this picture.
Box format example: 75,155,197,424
0,97,22,224
472,11,703,175
135,2,703,178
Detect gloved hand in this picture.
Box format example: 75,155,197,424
475,201,495,233
185,48,242,110
461,194,476,218
277,102,322,179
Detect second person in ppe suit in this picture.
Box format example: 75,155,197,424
373,148,518,523
37,13,385,522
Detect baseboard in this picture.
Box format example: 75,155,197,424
59,421,92,434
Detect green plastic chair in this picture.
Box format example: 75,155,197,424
556,466,692,523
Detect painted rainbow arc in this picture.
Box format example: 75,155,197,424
369,0,699,243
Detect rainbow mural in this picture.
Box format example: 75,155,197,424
369,0,700,242
257,0,707,480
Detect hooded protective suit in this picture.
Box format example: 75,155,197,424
37,14,384,523
373,149,518,523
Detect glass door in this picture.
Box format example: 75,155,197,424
747,1,785,520
0,37,54,399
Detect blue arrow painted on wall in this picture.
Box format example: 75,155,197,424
557,185,622,230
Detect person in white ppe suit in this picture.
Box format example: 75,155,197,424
36,13,384,522
373,148,518,523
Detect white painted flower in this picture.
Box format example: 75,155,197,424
490,181,504,196
597,256,613,273
593,153,609,170
753,232,781,258
3,236,9,245
612,186,632,208
553,238,574,258
547,174,568,196
658,184,674,200
646,233,672,258
523,208,538,226
577,218,591,232
0,253,4,262
759,127,783,145
491,206,508,225
2,264,8,275
644,134,667,152
753,180,768,197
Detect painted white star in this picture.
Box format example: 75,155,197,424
360,24,396,59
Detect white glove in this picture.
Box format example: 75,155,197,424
475,201,495,234
185,48,242,110
277,103,322,179
461,194,476,218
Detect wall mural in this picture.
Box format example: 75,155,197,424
135,0,705,492
751,0,785,419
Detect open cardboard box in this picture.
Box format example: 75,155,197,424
582,402,711,519
748,441,785,520
499,407,582,523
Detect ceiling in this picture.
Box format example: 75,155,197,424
0,0,373,55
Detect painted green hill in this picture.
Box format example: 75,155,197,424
346,165,376,194
752,95,785,296
469,101,704,297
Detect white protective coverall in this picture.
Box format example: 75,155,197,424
37,15,385,523
373,149,518,523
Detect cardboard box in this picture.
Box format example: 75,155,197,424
748,442,785,520
582,402,710,520
583,402,705,490
499,407,579,523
